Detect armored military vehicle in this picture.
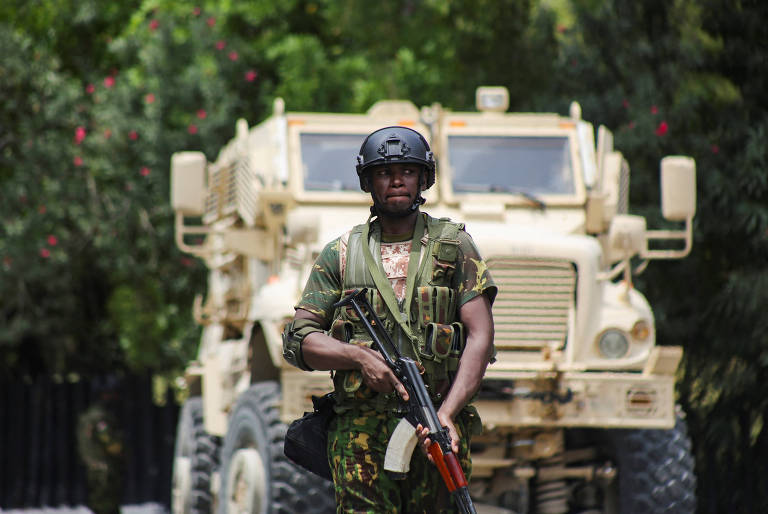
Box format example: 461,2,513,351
170,87,696,513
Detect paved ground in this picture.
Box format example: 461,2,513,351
0,504,166,514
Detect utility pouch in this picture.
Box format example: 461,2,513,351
422,322,454,362
333,340,373,396
339,288,362,321
339,289,387,321
431,235,461,283
284,393,335,481
329,319,353,342
433,237,461,262
460,404,484,437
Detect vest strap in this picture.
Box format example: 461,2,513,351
360,214,426,357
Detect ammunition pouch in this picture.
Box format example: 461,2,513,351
422,323,454,361
448,321,466,373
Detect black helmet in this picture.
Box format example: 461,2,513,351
355,126,435,192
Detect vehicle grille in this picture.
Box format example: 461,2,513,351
487,257,576,351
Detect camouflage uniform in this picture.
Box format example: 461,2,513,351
296,213,496,513
77,403,125,514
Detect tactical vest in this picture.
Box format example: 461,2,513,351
329,213,467,413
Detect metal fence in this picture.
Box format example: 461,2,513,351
0,375,178,510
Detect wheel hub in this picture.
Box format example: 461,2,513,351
172,456,191,514
225,448,267,514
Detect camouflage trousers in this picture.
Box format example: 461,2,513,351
327,407,472,514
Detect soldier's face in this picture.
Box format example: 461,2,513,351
368,164,423,216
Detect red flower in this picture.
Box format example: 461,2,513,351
104,76,115,88
149,19,159,31
216,40,226,50
245,70,258,82
650,105,658,115
628,121,635,129
181,257,193,267
86,83,96,94
73,156,83,167
47,235,58,246
207,17,216,27
622,98,629,109
197,109,207,119
104,128,112,139
38,205,47,214
129,130,139,140
40,248,51,258
188,124,198,135
711,144,720,154
228,51,239,61
145,93,156,104
74,126,87,145
655,121,668,136
193,6,201,16
140,166,151,177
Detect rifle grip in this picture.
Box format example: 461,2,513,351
384,417,419,479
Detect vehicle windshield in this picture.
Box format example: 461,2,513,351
447,135,575,195
300,133,366,191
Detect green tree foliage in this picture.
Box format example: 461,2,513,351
1,0,555,378
2,0,766,509
549,1,768,511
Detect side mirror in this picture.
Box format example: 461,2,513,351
171,151,207,216
660,156,696,221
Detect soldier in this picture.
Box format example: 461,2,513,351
283,126,496,512
76,381,125,514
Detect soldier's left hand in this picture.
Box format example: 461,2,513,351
415,410,459,464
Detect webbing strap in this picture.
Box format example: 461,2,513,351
360,214,426,351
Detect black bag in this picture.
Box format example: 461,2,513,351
284,393,335,481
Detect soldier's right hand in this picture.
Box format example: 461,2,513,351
357,346,409,402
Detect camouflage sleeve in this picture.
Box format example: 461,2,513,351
295,237,343,324
455,230,497,307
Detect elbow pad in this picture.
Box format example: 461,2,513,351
282,318,324,371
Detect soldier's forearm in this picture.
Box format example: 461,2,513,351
439,336,492,419
441,294,495,419
301,331,369,371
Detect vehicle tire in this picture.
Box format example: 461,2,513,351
172,397,221,514
218,381,335,514
609,410,696,513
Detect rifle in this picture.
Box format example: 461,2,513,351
333,288,477,514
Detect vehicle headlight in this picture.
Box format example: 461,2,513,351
598,329,629,358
